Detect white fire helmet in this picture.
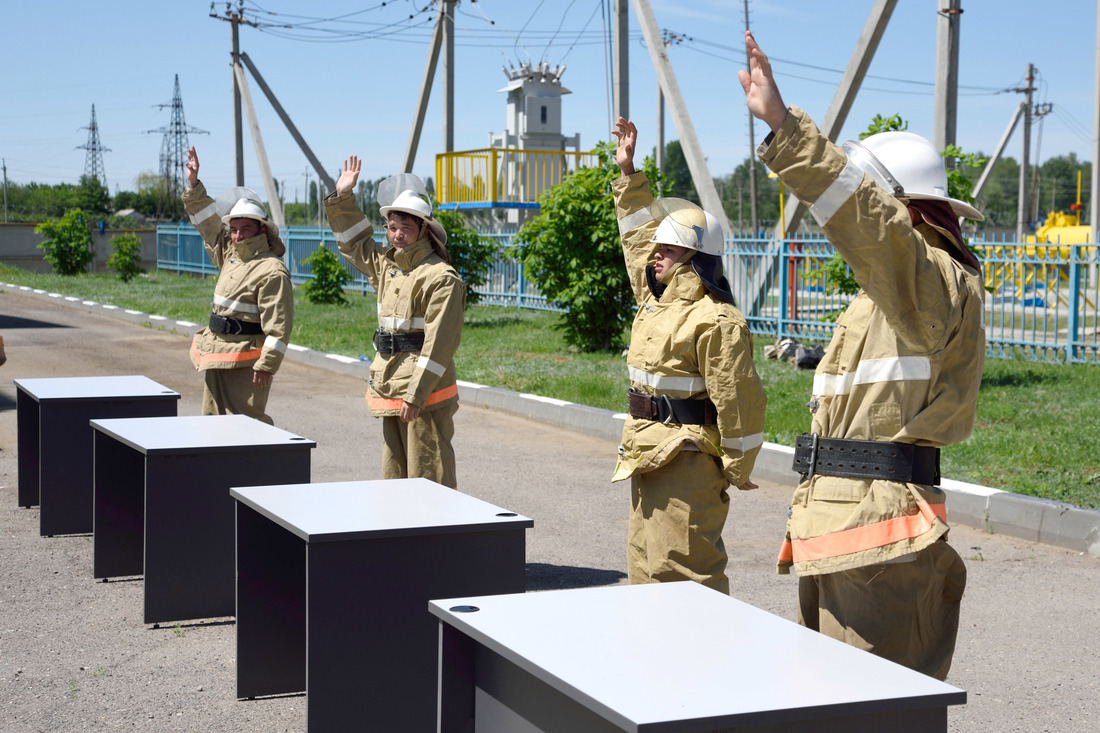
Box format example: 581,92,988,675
842,131,983,221
218,188,279,238
377,175,448,246
649,198,725,256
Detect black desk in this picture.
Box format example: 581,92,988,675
91,415,315,624
432,582,967,732
231,478,532,732
14,376,180,536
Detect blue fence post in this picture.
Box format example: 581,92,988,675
1067,244,1082,363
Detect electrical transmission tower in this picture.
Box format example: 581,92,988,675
148,75,208,204
76,104,110,187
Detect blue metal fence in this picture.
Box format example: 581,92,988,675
157,224,1099,365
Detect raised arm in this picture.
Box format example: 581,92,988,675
737,31,789,133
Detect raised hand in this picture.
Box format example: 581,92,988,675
186,146,200,189
336,156,362,196
737,31,788,132
610,117,637,176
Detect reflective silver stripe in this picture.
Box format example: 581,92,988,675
333,217,372,244
617,206,652,236
721,432,764,453
264,336,287,353
189,202,218,227
628,366,705,393
416,355,445,376
812,356,931,398
379,316,426,331
809,159,864,228
213,293,260,314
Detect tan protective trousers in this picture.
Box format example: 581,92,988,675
797,538,966,680
381,402,458,489
628,450,731,594
202,368,272,425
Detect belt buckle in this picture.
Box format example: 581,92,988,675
659,394,674,424
226,318,242,335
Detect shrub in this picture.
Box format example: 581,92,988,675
107,233,145,282
35,208,95,275
302,243,352,305
435,209,496,307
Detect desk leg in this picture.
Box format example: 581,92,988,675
93,432,145,578
16,391,40,508
236,503,306,699
438,622,476,733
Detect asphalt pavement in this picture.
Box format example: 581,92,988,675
1,286,1097,732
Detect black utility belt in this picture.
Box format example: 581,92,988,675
627,388,716,425
373,328,425,355
793,433,940,485
209,313,264,335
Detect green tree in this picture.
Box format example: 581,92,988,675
75,175,111,217
106,233,145,282
35,208,95,275
513,142,665,352
659,140,697,202
301,243,353,305
434,209,496,307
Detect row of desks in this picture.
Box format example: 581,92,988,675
14,375,965,732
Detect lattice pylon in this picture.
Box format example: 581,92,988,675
148,75,208,201
76,104,110,187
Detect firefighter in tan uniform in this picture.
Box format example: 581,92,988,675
324,157,465,489
611,119,767,595
182,146,293,425
741,32,984,679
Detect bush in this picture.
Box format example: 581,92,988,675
106,233,145,282
435,209,496,307
513,143,665,352
302,243,353,305
35,208,95,275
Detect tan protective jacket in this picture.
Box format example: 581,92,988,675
760,108,986,576
324,191,465,417
611,173,767,488
182,183,293,374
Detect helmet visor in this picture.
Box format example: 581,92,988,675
842,140,905,198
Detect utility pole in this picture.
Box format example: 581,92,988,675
2,158,8,223
210,1,254,186
743,0,758,237
1093,0,1100,243
933,0,962,153
76,104,110,188
147,75,209,213
442,0,455,153
1017,64,1035,243
613,0,629,123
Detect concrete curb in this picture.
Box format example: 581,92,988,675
7,282,1099,559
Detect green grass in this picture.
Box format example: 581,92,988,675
3,264,1098,509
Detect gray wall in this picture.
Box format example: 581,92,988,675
0,223,158,274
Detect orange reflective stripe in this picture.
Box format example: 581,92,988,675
790,500,947,564
190,339,263,367
366,382,459,411
777,540,793,564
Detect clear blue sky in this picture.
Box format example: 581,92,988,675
2,1,1096,203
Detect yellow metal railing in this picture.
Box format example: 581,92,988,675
435,148,599,207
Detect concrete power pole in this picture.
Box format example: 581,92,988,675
743,0,758,237
210,1,253,186
933,0,962,153
403,5,447,173
613,0,630,124
1092,0,1099,243
1017,63,1035,243
934,0,962,153
630,0,730,233
442,0,455,153
2,159,8,223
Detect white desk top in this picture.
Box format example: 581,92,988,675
431,582,965,731
230,479,533,543
14,375,180,401
89,414,315,454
